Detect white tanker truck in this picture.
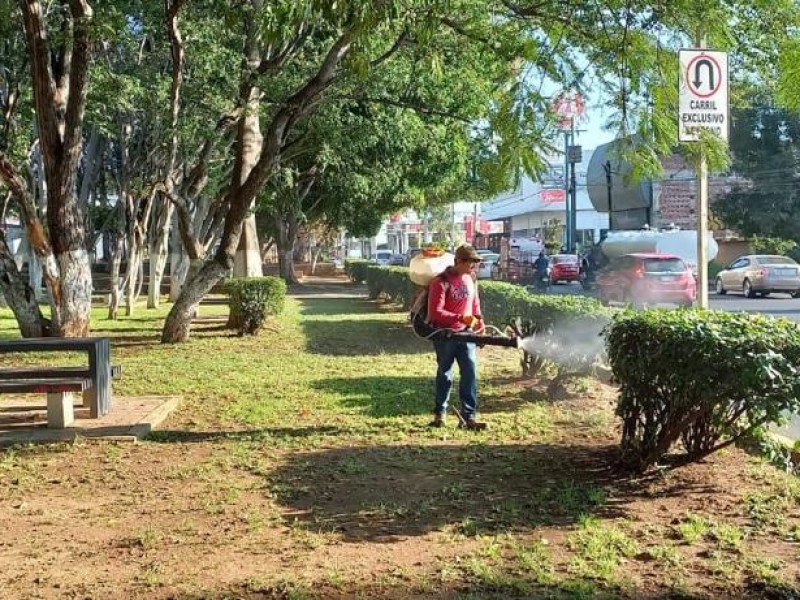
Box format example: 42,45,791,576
599,228,718,273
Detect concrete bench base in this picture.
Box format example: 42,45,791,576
47,391,75,429
0,378,90,429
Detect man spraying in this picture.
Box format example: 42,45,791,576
426,245,487,430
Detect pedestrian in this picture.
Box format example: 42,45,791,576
426,244,487,430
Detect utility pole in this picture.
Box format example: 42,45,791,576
568,119,580,252
451,202,456,252
473,202,479,245
563,128,571,251
604,160,614,231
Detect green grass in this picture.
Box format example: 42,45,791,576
677,513,710,544
568,515,639,582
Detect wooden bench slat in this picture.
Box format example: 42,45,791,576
0,365,122,379
0,377,92,394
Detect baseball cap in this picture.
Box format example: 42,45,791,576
455,245,482,262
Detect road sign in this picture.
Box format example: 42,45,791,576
567,145,582,163
679,49,729,142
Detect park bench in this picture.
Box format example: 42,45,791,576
0,338,120,429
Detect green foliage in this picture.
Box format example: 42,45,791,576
221,277,287,336
606,309,800,471
708,262,725,281
715,104,800,242
748,236,797,257
364,267,412,306
344,260,370,284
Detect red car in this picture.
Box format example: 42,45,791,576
550,254,581,284
596,253,696,308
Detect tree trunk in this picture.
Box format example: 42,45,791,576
27,246,43,301
0,234,45,337
233,214,262,277
107,234,124,320
276,213,301,284
161,258,229,343
124,237,142,316
147,200,174,308
20,1,94,338
231,1,263,278
169,223,189,302
310,245,323,275
53,250,92,337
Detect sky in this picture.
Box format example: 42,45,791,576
577,112,616,151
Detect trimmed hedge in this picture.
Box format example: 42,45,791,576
480,281,615,382
605,309,800,471
344,260,370,284
221,276,287,335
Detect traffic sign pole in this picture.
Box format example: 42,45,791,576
679,44,728,309
697,149,709,308
696,36,710,309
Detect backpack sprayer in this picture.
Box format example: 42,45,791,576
412,316,522,348
408,249,521,349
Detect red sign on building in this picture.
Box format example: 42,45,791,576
540,189,566,205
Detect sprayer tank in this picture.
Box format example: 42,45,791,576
409,252,455,286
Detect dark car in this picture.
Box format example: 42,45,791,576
596,253,696,308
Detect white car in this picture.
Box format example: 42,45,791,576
477,253,500,279
715,254,800,298
370,251,393,266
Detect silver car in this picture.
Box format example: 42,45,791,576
715,254,800,298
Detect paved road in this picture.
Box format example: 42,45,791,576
547,283,800,321
544,283,800,440
708,292,800,322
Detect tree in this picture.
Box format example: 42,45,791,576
714,104,800,242
0,2,97,337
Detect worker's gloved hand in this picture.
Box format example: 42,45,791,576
473,318,485,334
460,315,480,331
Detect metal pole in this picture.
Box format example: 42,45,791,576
604,161,614,231
569,118,578,252
564,128,571,251
697,152,709,308
451,202,456,251
570,158,577,251
473,202,479,245
696,36,709,309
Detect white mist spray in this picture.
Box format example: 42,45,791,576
518,317,611,375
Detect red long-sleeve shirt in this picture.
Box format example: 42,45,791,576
427,268,481,330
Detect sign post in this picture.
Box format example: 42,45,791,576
679,48,728,309
552,93,585,251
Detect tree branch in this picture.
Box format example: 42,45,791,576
370,31,409,67
19,0,61,154
62,0,93,153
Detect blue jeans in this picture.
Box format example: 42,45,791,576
433,338,478,419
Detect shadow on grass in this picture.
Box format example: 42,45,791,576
301,317,430,356
260,442,625,543
289,281,365,297
297,297,377,316
311,375,432,417
146,425,344,444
